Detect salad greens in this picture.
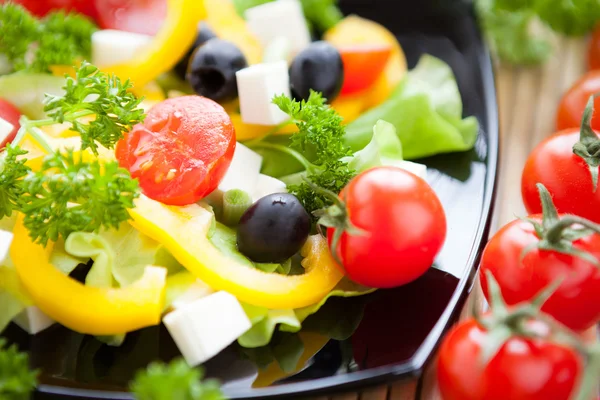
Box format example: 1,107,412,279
345,55,479,160
0,339,38,400
0,144,29,220
477,0,600,65
130,359,225,400
0,73,66,119
0,3,97,73
342,120,404,173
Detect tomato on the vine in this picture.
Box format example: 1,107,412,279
116,96,236,206
556,70,600,131
588,25,600,71
94,0,167,36
338,45,392,96
0,98,22,149
437,320,583,400
325,166,446,288
523,96,600,222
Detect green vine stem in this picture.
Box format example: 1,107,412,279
572,94,600,191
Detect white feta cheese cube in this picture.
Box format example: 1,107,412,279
92,30,152,68
253,174,287,202
395,160,428,180
13,306,55,335
218,142,263,195
163,291,252,366
0,117,14,145
0,230,13,264
236,61,291,125
245,0,311,55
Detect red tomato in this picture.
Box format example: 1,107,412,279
437,320,583,400
556,70,600,131
327,167,446,288
116,96,236,206
339,45,392,96
588,25,600,70
94,0,167,36
522,129,600,223
480,215,600,331
0,98,22,149
8,0,99,19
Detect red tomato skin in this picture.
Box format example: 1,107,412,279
556,70,600,131
339,45,392,96
437,320,582,400
480,215,600,331
0,98,22,149
9,0,99,19
94,0,166,36
327,167,446,288
521,129,600,223
116,96,236,206
588,25,600,71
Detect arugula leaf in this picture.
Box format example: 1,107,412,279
0,3,97,73
0,338,38,400
0,144,31,220
19,150,139,246
272,91,355,216
43,62,145,154
130,358,225,400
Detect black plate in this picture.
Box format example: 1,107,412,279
2,0,499,398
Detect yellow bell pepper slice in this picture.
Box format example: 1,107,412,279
128,196,344,309
230,113,297,141
9,215,167,336
103,0,206,89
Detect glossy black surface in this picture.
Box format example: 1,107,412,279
2,0,499,398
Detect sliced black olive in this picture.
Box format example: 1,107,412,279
186,38,248,103
174,22,217,78
237,193,311,264
289,41,344,102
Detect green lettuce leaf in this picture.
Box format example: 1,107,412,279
0,265,32,333
342,119,404,173
237,279,374,348
345,55,479,160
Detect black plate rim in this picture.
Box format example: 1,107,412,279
32,17,500,400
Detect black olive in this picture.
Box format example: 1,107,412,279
174,22,217,79
289,41,344,102
186,38,248,103
237,194,311,264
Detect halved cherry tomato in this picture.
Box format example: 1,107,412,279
94,0,167,36
556,70,600,131
588,25,600,70
116,96,236,206
339,45,392,96
327,167,446,288
437,320,583,400
10,0,99,19
0,98,22,149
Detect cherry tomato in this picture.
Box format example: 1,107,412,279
588,25,600,70
327,167,446,288
556,70,600,131
437,320,583,400
522,129,600,223
94,0,167,36
116,96,236,206
480,214,600,331
10,0,99,19
0,98,22,149
338,45,392,96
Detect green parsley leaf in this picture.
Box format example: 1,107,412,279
44,62,145,154
0,338,38,400
533,0,600,36
0,3,97,73
273,91,355,216
0,3,39,71
0,144,31,220
130,358,225,400
19,150,140,246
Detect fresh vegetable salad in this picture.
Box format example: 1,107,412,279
0,0,478,377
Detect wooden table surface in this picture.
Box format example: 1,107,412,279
311,37,598,400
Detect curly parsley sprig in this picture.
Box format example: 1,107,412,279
0,144,31,220
0,3,97,73
130,358,225,400
0,339,38,400
249,91,355,216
